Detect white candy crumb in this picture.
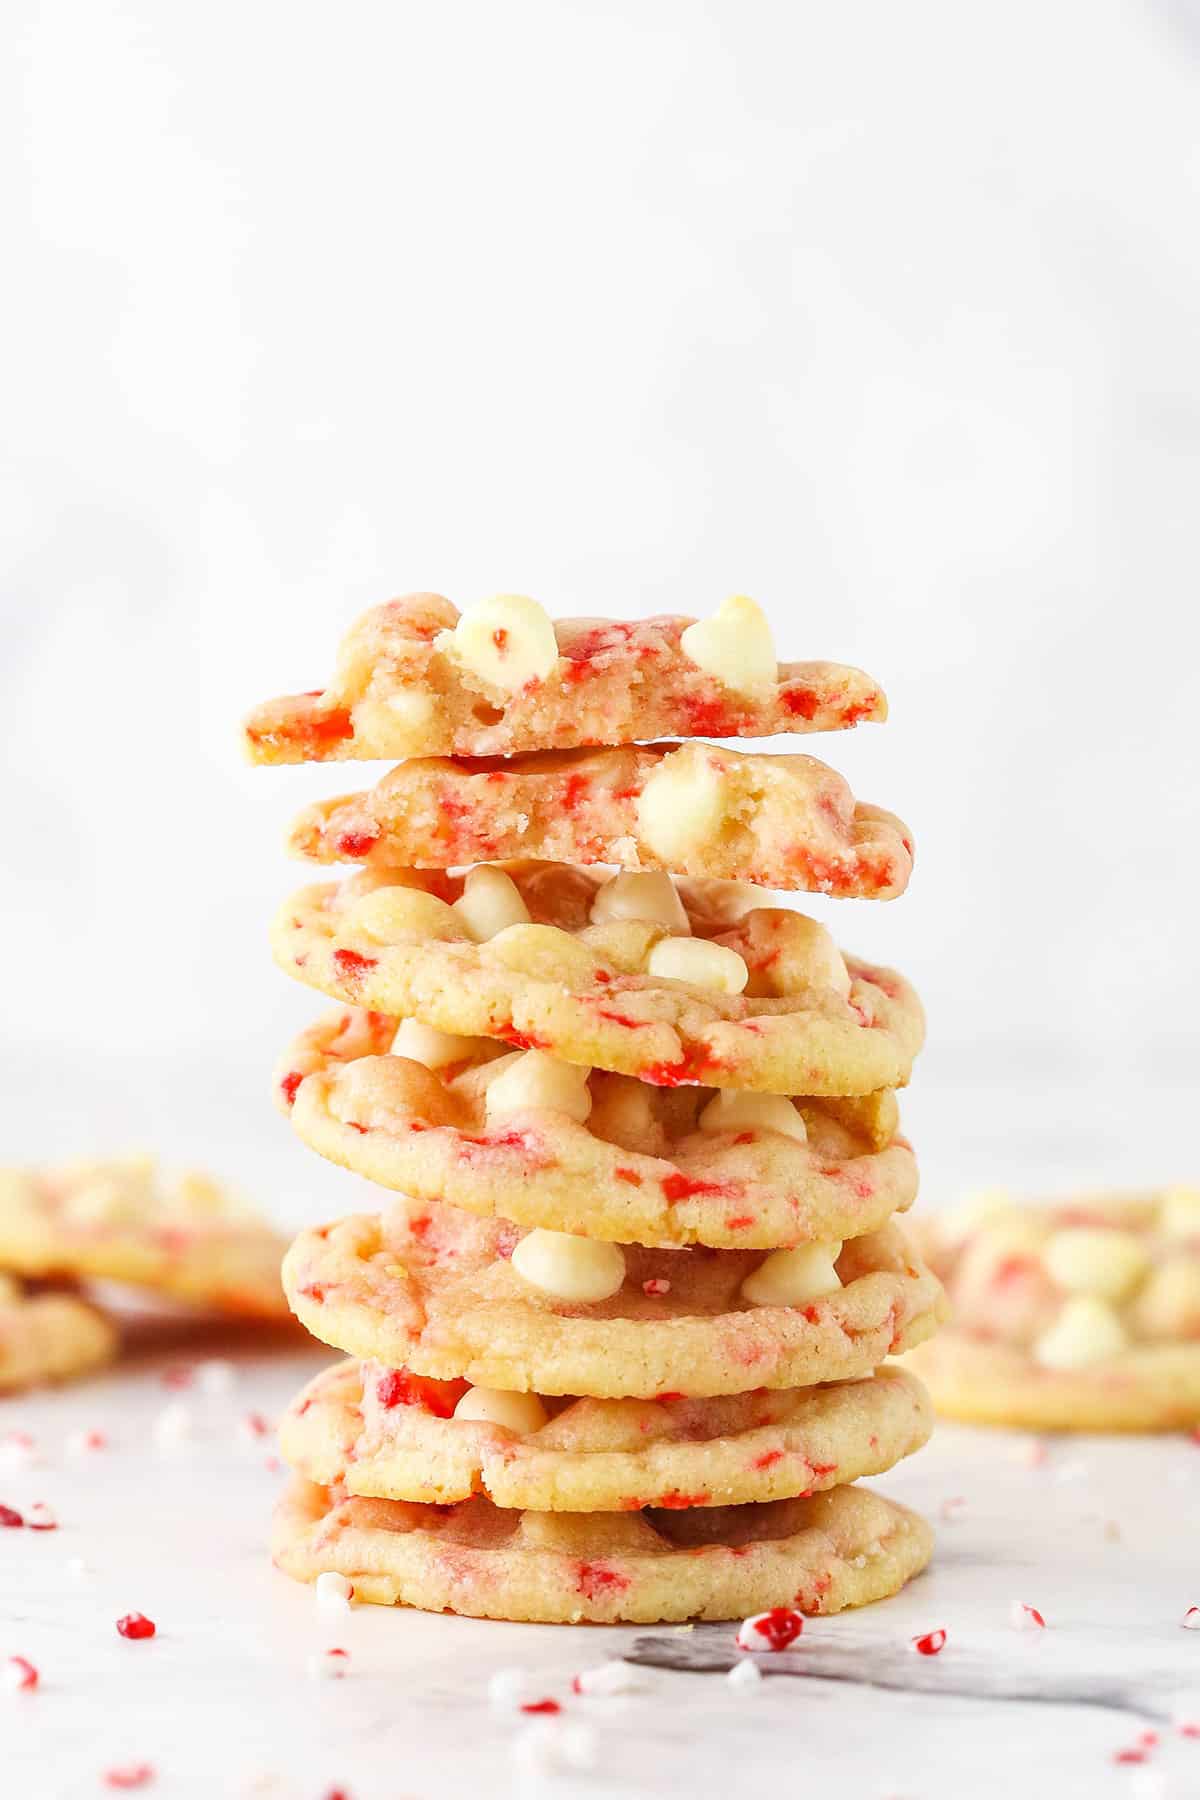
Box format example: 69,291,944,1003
198,1359,237,1396
1129,1770,1169,1800
727,1659,764,1692
65,1556,92,1580
315,1572,354,1615
1181,1606,1200,1630
306,1648,350,1681
572,1660,643,1696
153,1402,194,1448
1009,1601,1046,1631
487,1666,537,1710
25,1502,56,1531
0,1433,38,1470
510,1720,597,1776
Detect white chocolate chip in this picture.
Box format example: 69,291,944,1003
393,1017,481,1070
698,1090,807,1143
741,1242,843,1308
1159,1186,1200,1240
679,596,777,695
452,866,532,942
487,921,601,983
452,1386,549,1434
779,915,852,999
1033,1295,1129,1369
347,885,463,944
355,689,436,750
1042,1228,1150,1302
314,1571,354,1615
436,594,558,692
511,1228,626,1302
636,746,727,866
590,871,691,935
485,1050,593,1125
938,1188,1016,1246
647,936,749,995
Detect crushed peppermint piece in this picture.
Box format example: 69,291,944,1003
315,1572,354,1614
571,1661,643,1696
0,1433,38,1470
197,1359,237,1395
67,1429,107,1456
1182,1607,1200,1630
65,1555,92,1580
510,1719,596,1776
487,1666,537,1710
239,1412,271,1443
153,1403,194,1448
910,1629,946,1656
103,1766,155,1790
116,1613,157,1641
520,1698,561,1715
26,1502,57,1531
727,1659,764,1692
308,1648,350,1681
1010,1602,1046,1630
0,1504,23,1529
2,1655,39,1693
735,1607,803,1652
160,1364,195,1390
939,1496,967,1522
642,1278,671,1297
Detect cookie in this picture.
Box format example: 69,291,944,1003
0,1158,290,1318
287,742,914,901
280,1359,933,1511
0,1273,117,1391
277,1009,917,1250
271,1475,933,1622
244,592,886,765
271,864,924,1096
899,1187,1200,1430
282,1200,946,1398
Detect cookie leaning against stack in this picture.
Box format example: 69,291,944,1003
248,592,944,1623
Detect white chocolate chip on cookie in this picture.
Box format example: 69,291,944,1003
636,745,727,867
394,1018,482,1070
435,595,558,693
511,1228,626,1303
485,1051,593,1125
347,885,464,944
938,1188,1016,1246
453,1386,549,1434
741,1242,843,1308
590,871,691,935
679,596,777,696
647,936,749,995
698,1090,807,1143
781,916,852,999
1042,1228,1150,1302
1033,1295,1128,1369
486,922,604,984
1159,1186,1200,1241
453,866,532,941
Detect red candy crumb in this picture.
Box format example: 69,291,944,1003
1113,1747,1149,1766
736,1608,804,1652
0,1504,23,1528
331,948,378,982
3,1655,39,1692
336,830,380,858
642,1278,671,1297
103,1766,156,1790
116,1612,157,1641
751,1449,783,1471
1011,1601,1046,1630
520,1698,562,1715
241,1412,270,1439
911,1629,946,1656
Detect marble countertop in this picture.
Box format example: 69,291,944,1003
3,1317,1198,1800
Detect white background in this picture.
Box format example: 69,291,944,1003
3,0,1199,1218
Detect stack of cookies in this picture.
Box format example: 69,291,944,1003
247,593,945,1623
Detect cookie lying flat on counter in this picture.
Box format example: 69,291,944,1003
281,1358,933,1512
272,864,925,1097
244,592,886,764
0,1157,290,1319
900,1187,1200,1430
287,742,913,900
0,1271,117,1391
272,1476,932,1623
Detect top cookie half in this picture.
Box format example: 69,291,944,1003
243,594,886,764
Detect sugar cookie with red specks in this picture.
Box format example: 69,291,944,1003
279,1359,933,1512
276,1009,918,1250
0,1158,290,1319
0,1273,117,1391
243,594,886,765
271,864,924,1097
900,1188,1200,1430
286,743,914,901
282,1200,946,1399
271,1475,933,1623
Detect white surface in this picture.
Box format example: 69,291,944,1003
3,1332,1200,1800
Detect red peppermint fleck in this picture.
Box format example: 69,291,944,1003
0,1504,23,1528
519,1698,561,1715
614,1167,643,1187
1011,1601,1046,1630
654,1489,709,1509
116,1612,157,1641
1113,1747,1148,1766
661,1172,726,1203
336,829,380,858
911,1628,946,1656
241,1412,270,1439
103,1766,156,1790
780,686,819,720
280,1070,303,1108
576,1561,631,1601
492,627,509,652
2,1655,39,1692
751,1448,783,1471
160,1365,195,1391
331,948,378,982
